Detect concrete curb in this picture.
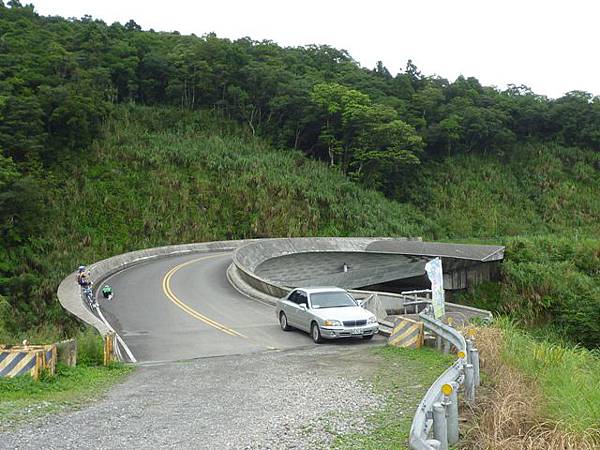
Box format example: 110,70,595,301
226,263,280,307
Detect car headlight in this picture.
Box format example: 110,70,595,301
323,319,342,327
367,316,377,324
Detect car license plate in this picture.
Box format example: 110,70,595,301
351,329,362,335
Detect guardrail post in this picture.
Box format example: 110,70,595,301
464,363,475,403
470,348,480,386
432,402,448,450
447,381,460,445
466,339,474,365
426,439,441,449
436,336,443,352
103,332,115,366
443,339,450,354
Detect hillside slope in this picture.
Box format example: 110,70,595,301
403,145,600,239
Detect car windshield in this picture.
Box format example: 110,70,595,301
310,292,357,309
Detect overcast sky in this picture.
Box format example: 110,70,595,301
30,0,599,99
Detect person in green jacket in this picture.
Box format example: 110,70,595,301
101,284,114,301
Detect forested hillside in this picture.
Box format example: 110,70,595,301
0,3,598,345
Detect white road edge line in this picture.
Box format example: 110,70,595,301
95,305,137,363
92,265,150,364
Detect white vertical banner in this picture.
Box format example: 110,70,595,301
425,257,445,319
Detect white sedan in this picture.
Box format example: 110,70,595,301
275,287,379,343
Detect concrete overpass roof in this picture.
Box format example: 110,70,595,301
255,251,428,290
366,241,504,262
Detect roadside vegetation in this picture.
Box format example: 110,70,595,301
332,346,454,450
0,330,133,430
458,235,600,347
464,321,600,450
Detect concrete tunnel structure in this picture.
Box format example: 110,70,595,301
230,237,505,300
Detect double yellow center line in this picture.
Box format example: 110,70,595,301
161,254,246,338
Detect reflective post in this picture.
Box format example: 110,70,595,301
470,348,480,386
466,339,474,365
443,339,450,354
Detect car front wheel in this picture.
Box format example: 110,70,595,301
311,322,323,344
280,312,291,331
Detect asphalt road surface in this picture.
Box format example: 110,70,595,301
1,253,394,449
100,252,383,363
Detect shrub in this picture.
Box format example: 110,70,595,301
76,328,104,366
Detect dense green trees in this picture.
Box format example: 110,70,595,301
310,82,422,188
1,2,598,179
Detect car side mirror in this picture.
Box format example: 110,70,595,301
299,303,307,311
357,300,365,308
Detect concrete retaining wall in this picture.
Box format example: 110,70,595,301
233,237,397,272
56,339,77,367
230,237,406,303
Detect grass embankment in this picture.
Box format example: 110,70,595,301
332,346,455,450
0,330,133,430
465,321,600,450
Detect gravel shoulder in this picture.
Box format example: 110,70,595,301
0,343,449,449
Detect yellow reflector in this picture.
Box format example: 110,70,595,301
441,383,453,396
457,350,466,359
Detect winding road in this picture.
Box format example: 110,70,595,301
99,252,379,363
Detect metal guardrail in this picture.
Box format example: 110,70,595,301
409,306,481,450
348,287,485,449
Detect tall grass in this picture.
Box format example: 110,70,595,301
500,322,600,432
403,145,600,239
464,320,600,450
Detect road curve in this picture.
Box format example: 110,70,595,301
98,252,325,363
